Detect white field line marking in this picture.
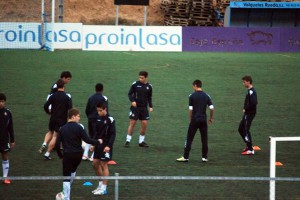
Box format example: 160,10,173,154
276,54,300,59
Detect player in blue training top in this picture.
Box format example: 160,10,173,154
124,71,153,148
83,83,109,161
177,80,214,162
42,79,73,160
90,101,116,196
239,75,258,155
38,71,72,155
0,93,15,184
55,108,102,200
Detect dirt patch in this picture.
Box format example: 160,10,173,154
0,0,164,25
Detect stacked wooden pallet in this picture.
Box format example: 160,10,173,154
189,0,215,26
161,0,217,26
161,0,192,26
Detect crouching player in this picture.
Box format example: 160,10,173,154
91,102,116,196
55,108,102,200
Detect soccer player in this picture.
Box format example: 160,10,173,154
239,75,258,155
177,80,214,162
43,79,72,160
38,71,72,154
0,93,15,184
83,83,108,161
55,108,102,200
124,71,153,147
91,102,116,196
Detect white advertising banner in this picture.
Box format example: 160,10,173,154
83,26,182,51
0,22,41,49
0,23,82,49
53,23,82,49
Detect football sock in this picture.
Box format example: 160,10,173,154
101,184,107,191
139,135,145,143
44,152,50,157
63,181,71,200
90,152,94,160
2,160,9,177
70,172,76,185
42,142,47,146
126,135,132,142
83,144,90,157
99,181,103,187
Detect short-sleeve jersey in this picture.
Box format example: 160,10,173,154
189,91,213,121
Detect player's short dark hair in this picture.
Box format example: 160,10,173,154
139,71,148,78
68,108,79,119
95,83,103,92
193,80,202,88
242,76,253,84
96,101,107,109
56,79,65,89
60,71,72,79
0,93,6,101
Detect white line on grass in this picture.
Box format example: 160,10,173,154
276,54,300,59
122,51,137,56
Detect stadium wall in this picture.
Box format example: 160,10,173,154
1,23,300,52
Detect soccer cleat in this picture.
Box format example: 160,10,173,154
139,142,149,148
43,155,52,160
241,150,255,155
89,157,94,162
124,141,130,147
3,179,11,184
82,155,88,161
242,147,248,152
93,189,108,196
176,156,189,162
38,145,46,154
202,158,208,162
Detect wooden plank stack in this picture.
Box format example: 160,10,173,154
189,0,215,26
161,0,192,26
161,0,216,26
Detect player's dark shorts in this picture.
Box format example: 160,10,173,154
48,118,66,133
0,142,11,153
94,144,112,161
129,106,150,120
63,152,82,178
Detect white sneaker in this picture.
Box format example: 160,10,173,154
93,189,108,195
91,187,101,194
202,158,208,162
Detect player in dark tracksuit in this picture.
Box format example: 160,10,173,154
177,80,214,162
39,71,72,155
125,71,153,147
83,83,108,160
239,76,258,155
91,102,116,196
0,93,15,184
55,108,101,200
43,79,73,160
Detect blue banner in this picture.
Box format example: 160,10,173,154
230,1,300,9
